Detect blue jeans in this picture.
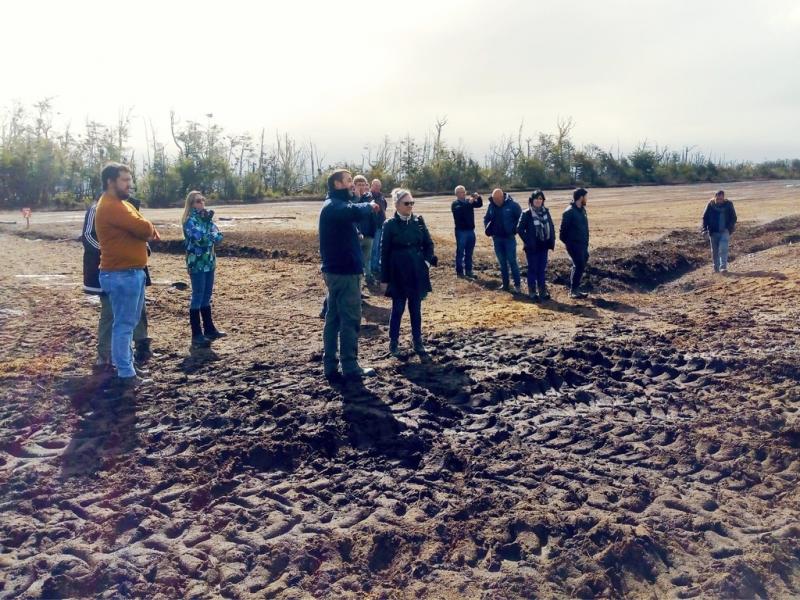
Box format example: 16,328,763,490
370,226,383,275
189,269,215,309
492,236,520,288
389,294,422,341
99,268,146,378
525,248,549,292
455,229,476,275
710,230,730,271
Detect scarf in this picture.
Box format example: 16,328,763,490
531,206,551,242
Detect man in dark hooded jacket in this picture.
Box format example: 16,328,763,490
701,190,737,273
560,188,590,299
319,169,380,383
484,188,522,292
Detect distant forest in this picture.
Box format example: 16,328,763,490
1,100,799,209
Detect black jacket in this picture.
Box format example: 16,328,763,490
82,196,151,294
559,201,589,250
319,190,374,274
451,195,483,230
356,192,378,238
380,213,436,299
517,206,556,252
484,194,522,238
372,192,387,231
702,199,737,234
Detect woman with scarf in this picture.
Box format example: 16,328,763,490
517,190,556,301
182,191,226,348
380,188,438,357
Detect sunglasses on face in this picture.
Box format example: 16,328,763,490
402,201,415,206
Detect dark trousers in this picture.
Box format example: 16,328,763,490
524,248,549,292
567,245,589,292
389,294,422,341
455,229,476,275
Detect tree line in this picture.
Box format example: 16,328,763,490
1,101,799,210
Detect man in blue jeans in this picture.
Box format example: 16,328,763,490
701,190,737,273
94,163,160,390
484,188,522,293
451,185,483,278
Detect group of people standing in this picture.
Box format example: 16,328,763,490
82,161,738,390
82,163,226,390
453,186,590,300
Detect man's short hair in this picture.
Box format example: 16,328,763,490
101,162,132,190
454,185,466,194
573,187,588,202
353,175,368,185
327,169,351,192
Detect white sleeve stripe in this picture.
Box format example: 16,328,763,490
84,206,100,250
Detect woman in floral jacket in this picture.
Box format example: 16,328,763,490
182,191,225,347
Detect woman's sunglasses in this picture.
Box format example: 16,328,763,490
402,201,415,206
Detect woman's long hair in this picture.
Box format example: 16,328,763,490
182,190,203,225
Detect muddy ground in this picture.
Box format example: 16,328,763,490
1,181,799,599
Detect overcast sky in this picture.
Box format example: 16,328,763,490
2,0,798,163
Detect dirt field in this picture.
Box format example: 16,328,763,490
1,180,799,599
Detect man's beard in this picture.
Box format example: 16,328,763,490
116,189,130,200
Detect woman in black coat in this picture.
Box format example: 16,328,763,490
381,188,437,356
517,190,556,301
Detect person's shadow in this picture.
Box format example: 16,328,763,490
335,380,427,468
60,374,139,478
179,346,220,373
398,361,473,408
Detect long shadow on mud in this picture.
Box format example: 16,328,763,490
59,375,139,478
399,361,473,406
179,347,220,373
337,381,427,468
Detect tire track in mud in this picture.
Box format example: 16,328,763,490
1,235,799,598
4,314,797,598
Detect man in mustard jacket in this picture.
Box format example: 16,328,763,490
95,162,160,389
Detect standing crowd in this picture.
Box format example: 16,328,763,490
82,162,737,389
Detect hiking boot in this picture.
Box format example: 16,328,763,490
93,357,114,374
513,284,522,295
456,272,465,279
719,267,728,273
497,284,510,292
529,290,540,302
133,338,153,364
539,287,551,301
114,375,152,391
569,290,588,299
343,367,376,381
465,271,475,279
389,339,401,357
325,370,344,384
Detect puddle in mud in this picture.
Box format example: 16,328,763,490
15,274,67,280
